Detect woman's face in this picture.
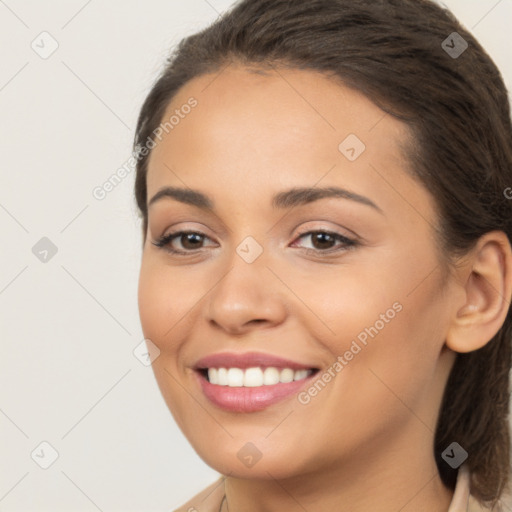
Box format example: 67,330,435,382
138,65,460,480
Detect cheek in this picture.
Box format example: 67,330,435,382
342,278,449,424
138,262,165,343
137,260,203,429
286,263,402,350
298,254,447,404
137,258,203,350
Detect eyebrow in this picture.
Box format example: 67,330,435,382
148,186,383,214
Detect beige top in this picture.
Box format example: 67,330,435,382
173,465,495,512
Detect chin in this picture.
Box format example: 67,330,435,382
193,439,315,481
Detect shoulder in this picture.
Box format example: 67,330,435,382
172,477,225,512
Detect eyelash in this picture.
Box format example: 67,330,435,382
151,229,358,256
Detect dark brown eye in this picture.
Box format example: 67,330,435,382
310,232,336,250
179,233,204,250
293,230,356,253
152,231,213,253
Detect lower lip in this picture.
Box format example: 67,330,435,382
196,371,315,413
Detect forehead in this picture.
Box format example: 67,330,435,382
150,65,405,164
145,64,434,226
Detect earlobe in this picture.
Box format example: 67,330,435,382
446,231,512,354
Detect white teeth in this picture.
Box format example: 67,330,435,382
293,369,309,381
279,368,294,383
208,368,218,384
227,368,244,387
263,367,280,385
206,367,312,387
217,368,228,386
244,367,263,387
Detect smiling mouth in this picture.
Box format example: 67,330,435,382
197,366,319,387
195,365,321,412
193,352,321,412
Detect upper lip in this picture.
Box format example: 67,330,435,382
194,351,317,370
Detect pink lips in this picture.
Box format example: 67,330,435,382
194,351,318,413
194,351,315,371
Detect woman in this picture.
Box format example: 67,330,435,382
134,0,512,510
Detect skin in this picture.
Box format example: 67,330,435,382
137,64,512,512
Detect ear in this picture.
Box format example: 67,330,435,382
445,231,512,353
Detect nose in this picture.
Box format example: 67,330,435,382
205,253,288,336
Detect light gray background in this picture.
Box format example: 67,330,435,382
1,1,511,510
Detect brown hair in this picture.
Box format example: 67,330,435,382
133,0,512,505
